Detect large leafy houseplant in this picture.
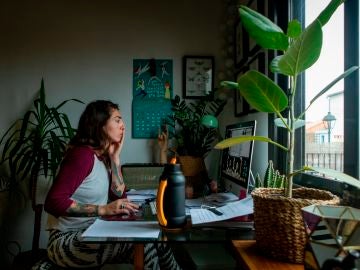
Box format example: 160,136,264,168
215,1,359,264
0,79,83,255
167,91,226,158
0,79,83,192
216,0,360,198
165,91,226,198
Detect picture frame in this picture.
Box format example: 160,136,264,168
234,20,249,68
234,68,248,116
246,0,265,57
183,55,214,99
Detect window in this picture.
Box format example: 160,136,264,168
270,0,359,194
304,0,344,172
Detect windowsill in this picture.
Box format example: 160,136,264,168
294,172,360,208
294,172,344,196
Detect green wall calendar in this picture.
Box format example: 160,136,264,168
132,59,173,138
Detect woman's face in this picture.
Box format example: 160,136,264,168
104,109,125,143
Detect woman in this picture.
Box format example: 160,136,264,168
41,100,181,269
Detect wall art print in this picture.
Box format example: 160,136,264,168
234,20,248,68
132,59,173,138
247,0,265,57
183,56,214,98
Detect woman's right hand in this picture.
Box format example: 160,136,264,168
98,198,139,216
157,126,168,153
158,126,168,163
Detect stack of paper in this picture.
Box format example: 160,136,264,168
190,197,253,225
185,192,239,208
82,220,160,238
204,192,239,206
126,189,157,203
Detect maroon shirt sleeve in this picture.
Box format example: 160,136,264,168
44,146,94,217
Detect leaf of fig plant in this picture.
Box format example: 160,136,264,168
274,20,323,76
237,70,288,113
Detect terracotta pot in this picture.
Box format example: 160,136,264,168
251,187,340,264
178,156,208,198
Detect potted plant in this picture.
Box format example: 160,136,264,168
0,78,83,255
166,90,226,197
215,0,359,264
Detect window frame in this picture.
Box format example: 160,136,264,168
268,0,359,195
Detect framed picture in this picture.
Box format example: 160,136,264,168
234,68,248,116
246,52,265,113
183,56,214,98
246,0,265,57
234,20,248,68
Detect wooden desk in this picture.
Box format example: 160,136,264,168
232,240,304,270
82,202,255,269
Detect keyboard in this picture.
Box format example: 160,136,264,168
149,201,157,215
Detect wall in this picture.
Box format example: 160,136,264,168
0,0,268,266
0,0,225,163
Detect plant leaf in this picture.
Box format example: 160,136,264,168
0,79,81,185
220,81,238,89
309,66,359,105
316,0,345,26
214,135,287,152
274,118,306,129
306,166,360,189
287,20,302,38
60,114,76,138
17,150,33,174
39,78,46,122
239,5,288,51
1,129,19,162
274,20,322,76
55,98,84,110
237,70,288,113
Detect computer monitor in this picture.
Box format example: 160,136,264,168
220,120,256,198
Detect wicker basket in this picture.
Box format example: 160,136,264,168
252,187,340,264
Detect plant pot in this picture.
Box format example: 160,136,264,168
251,187,340,264
178,156,208,198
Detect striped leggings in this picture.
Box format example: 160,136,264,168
42,229,181,269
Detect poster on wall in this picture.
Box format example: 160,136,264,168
132,59,173,138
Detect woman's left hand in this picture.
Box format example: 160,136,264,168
109,129,125,164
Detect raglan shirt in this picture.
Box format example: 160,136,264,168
44,146,110,231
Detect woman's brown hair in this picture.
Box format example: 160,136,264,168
70,100,119,155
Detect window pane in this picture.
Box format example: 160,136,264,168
304,0,344,171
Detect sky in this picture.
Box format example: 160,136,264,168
305,0,344,132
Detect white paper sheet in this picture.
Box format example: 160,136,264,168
127,194,155,202
82,219,160,238
190,197,254,224
205,192,239,204
127,189,157,196
185,192,239,208
126,189,157,202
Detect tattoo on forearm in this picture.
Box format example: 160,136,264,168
67,202,99,217
111,161,124,197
